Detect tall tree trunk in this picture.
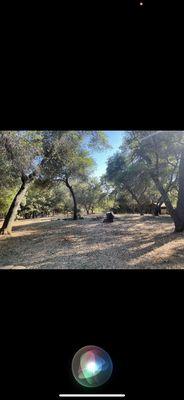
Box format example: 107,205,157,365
0,179,31,235
65,179,78,220
173,150,184,232
0,162,41,235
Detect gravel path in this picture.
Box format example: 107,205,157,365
0,214,184,269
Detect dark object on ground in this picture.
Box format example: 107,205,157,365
103,212,114,223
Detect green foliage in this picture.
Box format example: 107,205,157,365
0,187,19,217
18,183,73,218
74,178,106,213
0,131,44,178
85,131,110,150
42,131,104,183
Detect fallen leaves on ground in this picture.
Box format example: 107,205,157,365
0,214,184,269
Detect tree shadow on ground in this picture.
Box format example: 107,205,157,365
141,215,172,224
117,214,173,224
0,215,182,269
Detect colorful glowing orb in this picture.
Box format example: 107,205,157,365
72,345,113,388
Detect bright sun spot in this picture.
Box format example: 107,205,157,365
86,361,97,373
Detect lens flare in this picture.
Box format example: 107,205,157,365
72,345,113,388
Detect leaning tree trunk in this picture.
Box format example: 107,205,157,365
0,179,31,235
150,174,175,218
173,150,184,232
65,179,78,220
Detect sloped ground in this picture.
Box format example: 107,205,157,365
0,214,184,269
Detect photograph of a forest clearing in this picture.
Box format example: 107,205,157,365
1,130,184,269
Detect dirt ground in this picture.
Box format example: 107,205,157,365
0,214,184,269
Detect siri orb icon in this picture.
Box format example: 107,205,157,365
72,345,113,388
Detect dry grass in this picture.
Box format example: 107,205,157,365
0,214,184,269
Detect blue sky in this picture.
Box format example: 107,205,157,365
90,131,126,178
